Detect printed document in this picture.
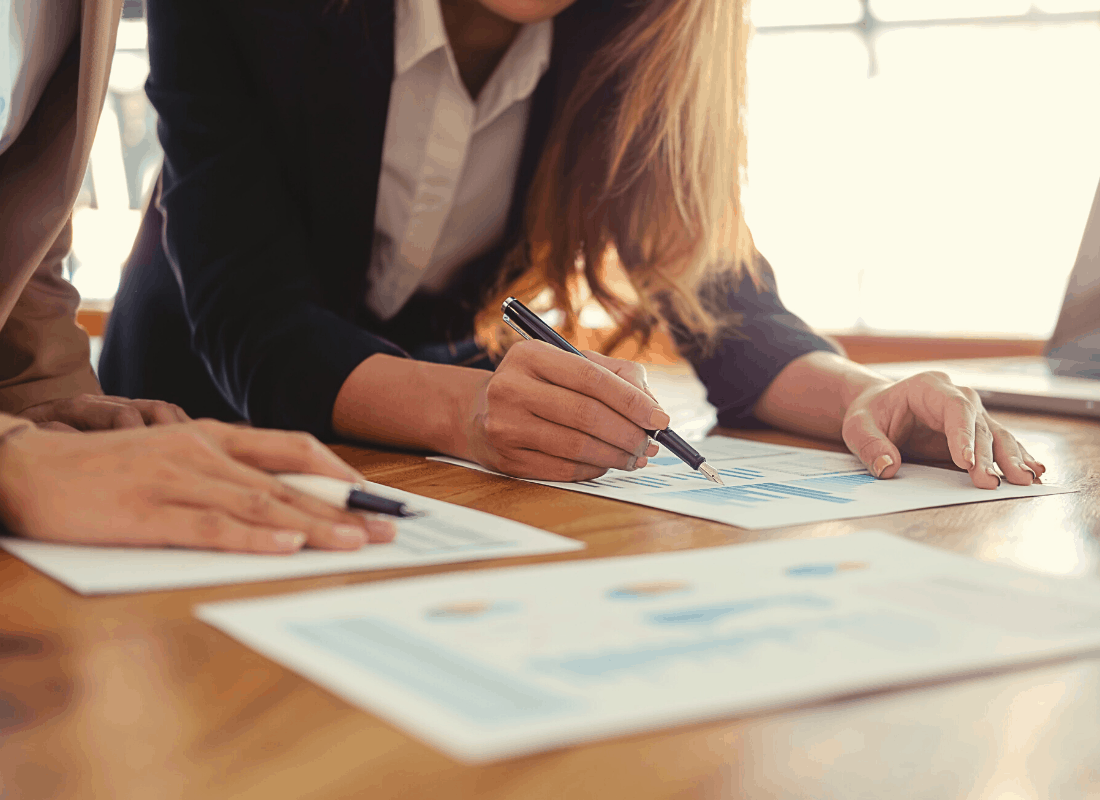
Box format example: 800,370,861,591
431,436,1068,528
197,531,1100,762
0,481,582,595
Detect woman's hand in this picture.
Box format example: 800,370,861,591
0,420,396,552
18,394,190,431
464,341,665,481
841,371,1047,489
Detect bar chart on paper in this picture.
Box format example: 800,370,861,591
431,437,1068,529
197,532,1100,762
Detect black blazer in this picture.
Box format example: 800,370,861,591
101,0,838,440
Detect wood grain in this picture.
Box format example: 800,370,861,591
2,410,1098,799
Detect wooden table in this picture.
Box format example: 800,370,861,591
2,410,1099,799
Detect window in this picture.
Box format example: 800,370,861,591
72,1,1100,340
746,0,1100,337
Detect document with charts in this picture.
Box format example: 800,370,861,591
0,481,582,595
431,436,1068,529
197,531,1100,762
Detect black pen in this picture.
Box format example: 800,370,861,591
501,297,723,485
276,474,421,518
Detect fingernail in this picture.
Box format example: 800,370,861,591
273,531,307,550
333,525,366,547
635,456,649,469
963,446,976,468
872,454,894,477
649,408,671,430
985,466,1001,486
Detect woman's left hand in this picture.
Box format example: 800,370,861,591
841,371,1046,489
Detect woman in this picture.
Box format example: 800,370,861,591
101,0,1044,489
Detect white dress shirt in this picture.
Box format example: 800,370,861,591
365,0,552,321
0,0,79,156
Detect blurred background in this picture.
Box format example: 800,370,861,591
75,0,1100,344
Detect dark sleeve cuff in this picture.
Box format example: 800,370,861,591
240,308,410,443
666,252,840,429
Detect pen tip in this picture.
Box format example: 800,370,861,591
699,463,723,485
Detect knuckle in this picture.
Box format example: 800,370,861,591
571,397,599,431
244,491,275,519
482,415,511,445
563,431,589,461
192,512,226,546
918,370,952,385
578,363,605,395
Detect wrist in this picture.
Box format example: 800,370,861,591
332,355,490,457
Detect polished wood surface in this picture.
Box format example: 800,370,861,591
3,379,1099,798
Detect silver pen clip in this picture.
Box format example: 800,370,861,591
503,314,531,341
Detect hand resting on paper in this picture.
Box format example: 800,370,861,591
754,352,1047,490
842,371,1046,489
0,420,395,552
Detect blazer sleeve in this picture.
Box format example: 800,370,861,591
667,251,841,428
0,219,100,416
145,0,406,440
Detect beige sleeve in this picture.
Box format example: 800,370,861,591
0,218,101,415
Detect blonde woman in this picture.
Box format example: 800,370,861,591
101,0,1044,489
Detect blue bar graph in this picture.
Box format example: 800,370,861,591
667,481,854,507
795,473,876,491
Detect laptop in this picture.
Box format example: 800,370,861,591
873,176,1100,418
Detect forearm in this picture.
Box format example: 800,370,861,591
752,351,890,440
332,354,487,456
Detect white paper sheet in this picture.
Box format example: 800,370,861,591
430,436,1069,529
0,481,582,595
196,531,1100,762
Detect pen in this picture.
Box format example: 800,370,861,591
501,297,723,485
276,474,421,518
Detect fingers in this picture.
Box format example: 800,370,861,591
1018,442,1047,481
153,507,311,554
522,343,670,432
37,421,80,432
988,421,1041,486
497,448,609,483
969,414,1000,489
34,396,147,430
168,480,395,549
196,421,361,481
841,408,903,479
523,381,652,459
937,388,980,472
521,417,649,471
124,399,190,425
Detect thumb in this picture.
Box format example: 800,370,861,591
842,409,903,479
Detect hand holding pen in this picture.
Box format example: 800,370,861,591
456,297,719,484
500,298,721,484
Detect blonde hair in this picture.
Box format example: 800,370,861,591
476,0,756,356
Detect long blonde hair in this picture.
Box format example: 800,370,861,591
476,0,756,356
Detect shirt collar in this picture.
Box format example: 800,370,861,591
394,0,449,77
394,0,553,110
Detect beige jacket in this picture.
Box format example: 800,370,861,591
0,0,121,437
